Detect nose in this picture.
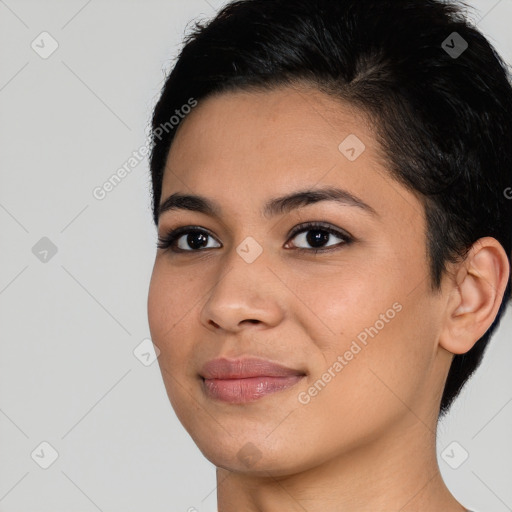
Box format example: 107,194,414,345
199,245,285,333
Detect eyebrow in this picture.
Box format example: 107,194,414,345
157,186,378,220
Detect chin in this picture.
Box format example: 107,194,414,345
190,430,317,476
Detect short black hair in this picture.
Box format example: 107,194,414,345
149,0,512,415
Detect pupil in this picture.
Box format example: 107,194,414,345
307,229,329,248
188,232,208,249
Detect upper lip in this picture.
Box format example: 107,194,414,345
200,357,306,379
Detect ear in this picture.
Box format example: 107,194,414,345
439,237,510,355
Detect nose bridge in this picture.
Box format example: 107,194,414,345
215,235,271,304
199,235,284,330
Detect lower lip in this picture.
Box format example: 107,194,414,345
202,375,304,403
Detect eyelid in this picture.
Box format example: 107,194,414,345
287,221,353,242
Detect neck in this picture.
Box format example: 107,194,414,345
216,417,466,512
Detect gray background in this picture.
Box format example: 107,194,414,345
0,1,511,511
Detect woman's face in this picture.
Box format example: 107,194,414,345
147,85,452,475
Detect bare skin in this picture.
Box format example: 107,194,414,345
147,84,509,512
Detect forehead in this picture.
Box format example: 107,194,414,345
168,85,376,168
161,85,423,225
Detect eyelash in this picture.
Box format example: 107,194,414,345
156,222,354,255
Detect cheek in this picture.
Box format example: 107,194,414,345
292,256,437,406
288,261,399,349
289,303,436,458
147,262,202,419
147,261,198,362
147,265,170,343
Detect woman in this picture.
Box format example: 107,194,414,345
147,0,512,510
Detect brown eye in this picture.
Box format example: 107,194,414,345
157,222,353,254
286,222,353,253
157,227,221,252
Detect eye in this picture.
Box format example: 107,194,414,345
157,222,353,254
285,222,353,253
157,226,221,252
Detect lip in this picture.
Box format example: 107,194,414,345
200,357,306,404
200,357,305,379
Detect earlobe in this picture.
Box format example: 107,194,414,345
439,237,510,355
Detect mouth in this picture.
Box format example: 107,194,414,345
200,356,306,404
201,375,305,403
